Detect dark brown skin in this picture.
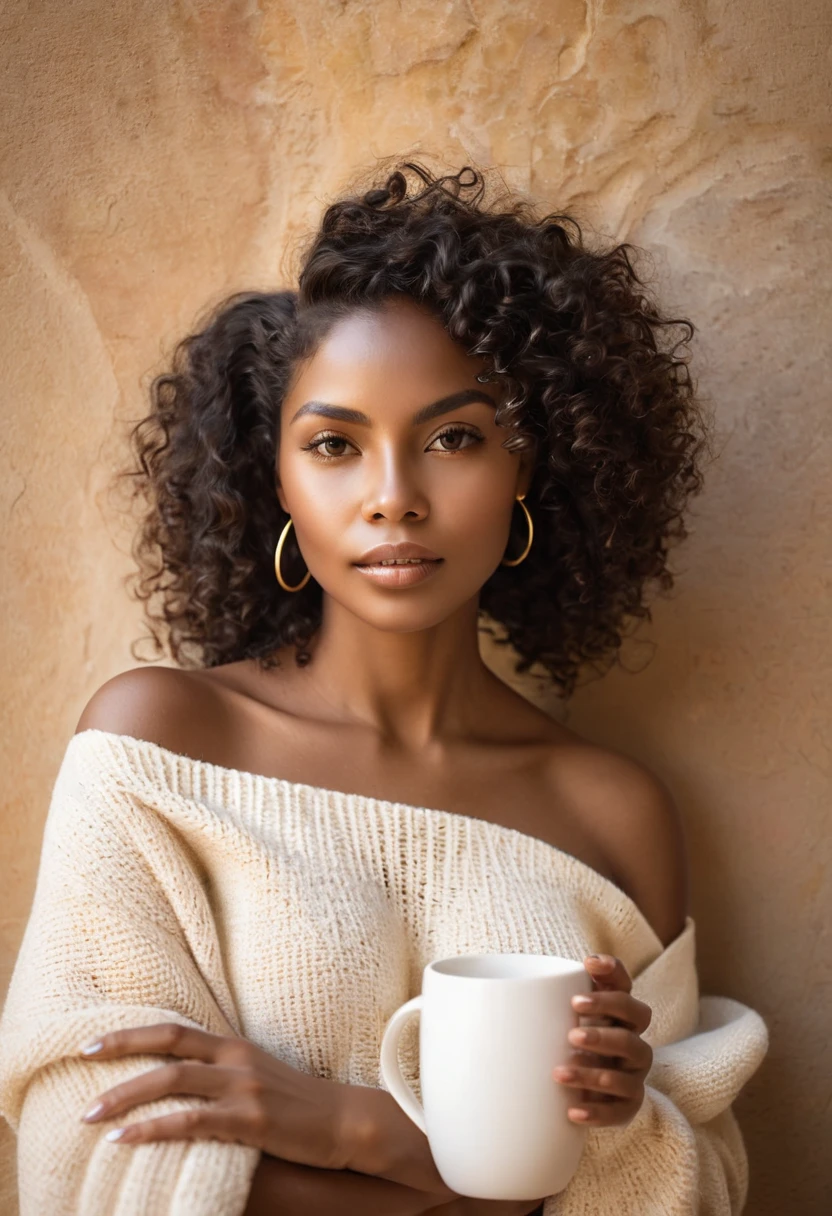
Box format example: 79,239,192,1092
75,295,688,1214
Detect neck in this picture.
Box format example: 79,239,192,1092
302,593,498,750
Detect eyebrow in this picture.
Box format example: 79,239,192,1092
289,388,498,427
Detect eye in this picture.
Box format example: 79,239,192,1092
301,431,356,460
427,426,483,453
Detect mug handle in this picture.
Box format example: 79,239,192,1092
379,996,427,1134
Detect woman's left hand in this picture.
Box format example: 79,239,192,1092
77,1022,349,1168
553,953,654,1128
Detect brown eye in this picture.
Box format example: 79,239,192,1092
320,437,347,456
429,427,482,453
301,431,355,460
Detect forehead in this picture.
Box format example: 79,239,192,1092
293,297,480,390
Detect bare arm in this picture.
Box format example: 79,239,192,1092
339,1079,460,1192
335,1081,546,1208
241,1078,547,1215
243,1153,544,1216
242,1152,446,1215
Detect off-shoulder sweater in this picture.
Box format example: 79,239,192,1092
0,729,769,1215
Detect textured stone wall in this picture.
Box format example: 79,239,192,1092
1,1,830,1211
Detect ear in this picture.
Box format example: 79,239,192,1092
275,476,290,515
515,445,537,499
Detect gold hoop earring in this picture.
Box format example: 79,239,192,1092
274,516,311,592
500,494,533,567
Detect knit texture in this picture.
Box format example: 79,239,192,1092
0,729,769,1215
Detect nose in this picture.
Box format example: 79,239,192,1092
360,449,430,523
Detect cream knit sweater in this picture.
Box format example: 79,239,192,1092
0,729,768,1216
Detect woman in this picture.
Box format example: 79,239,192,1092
0,163,768,1215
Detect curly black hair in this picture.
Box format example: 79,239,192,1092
121,161,710,700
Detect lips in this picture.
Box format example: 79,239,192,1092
354,542,442,565
353,541,443,588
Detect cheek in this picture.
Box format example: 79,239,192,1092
278,462,375,596
435,467,516,566
285,475,354,561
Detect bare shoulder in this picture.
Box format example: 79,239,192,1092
74,665,222,755
72,659,305,775
545,734,690,949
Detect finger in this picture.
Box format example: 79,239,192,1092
98,1106,243,1146
569,1043,622,1105
568,1034,644,1109
567,1026,653,1071
584,954,632,993
572,989,652,1033
553,1062,643,1104
79,1023,224,1064
561,1046,614,1108
574,1069,617,1108
81,1062,232,1123
566,1097,642,1127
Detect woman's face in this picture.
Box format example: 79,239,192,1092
277,295,533,633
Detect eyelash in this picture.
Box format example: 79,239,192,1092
300,425,484,462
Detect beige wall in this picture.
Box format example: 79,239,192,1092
1,1,830,1211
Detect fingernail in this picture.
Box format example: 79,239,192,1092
588,955,612,967
80,1041,104,1055
572,995,592,1008
570,1108,590,1121
104,1128,126,1142
82,1102,104,1121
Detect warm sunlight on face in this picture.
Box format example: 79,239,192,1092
277,295,532,633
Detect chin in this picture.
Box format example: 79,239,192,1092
321,584,469,634
355,602,461,634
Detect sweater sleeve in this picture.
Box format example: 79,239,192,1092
544,919,769,1216
0,737,261,1216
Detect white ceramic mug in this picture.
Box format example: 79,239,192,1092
379,952,592,1200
